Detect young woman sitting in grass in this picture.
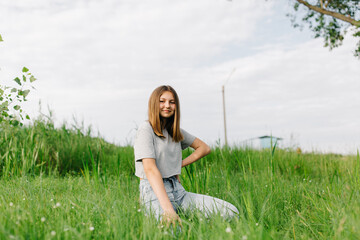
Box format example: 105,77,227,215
134,85,239,226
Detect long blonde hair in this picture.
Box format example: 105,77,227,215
148,85,183,142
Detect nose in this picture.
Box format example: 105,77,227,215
165,101,170,108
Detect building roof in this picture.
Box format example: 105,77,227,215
258,135,283,140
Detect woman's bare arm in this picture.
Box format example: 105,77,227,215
142,158,180,224
181,138,211,168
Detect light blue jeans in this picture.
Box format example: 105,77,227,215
139,176,239,220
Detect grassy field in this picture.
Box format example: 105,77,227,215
0,119,359,239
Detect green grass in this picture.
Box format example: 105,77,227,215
0,120,359,239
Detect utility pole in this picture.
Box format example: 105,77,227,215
222,68,236,146
222,85,228,146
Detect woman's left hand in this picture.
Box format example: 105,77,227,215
175,175,181,183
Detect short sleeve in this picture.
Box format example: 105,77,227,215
134,122,156,162
180,128,196,150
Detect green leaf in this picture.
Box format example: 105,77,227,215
30,75,36,82
11,120,20,127
11,88,17,93
23,75,27,82
26,114,30,120
1,101,9,108
0,34,3,42
0,89,4,96
23,89,30,98
13,105,21,110
22,67,29,73
14,77,22,86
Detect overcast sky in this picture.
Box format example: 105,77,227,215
1,0,359,154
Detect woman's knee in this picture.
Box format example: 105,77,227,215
181,192,238,219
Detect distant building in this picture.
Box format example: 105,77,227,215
241,135,283,149
258,136,283,149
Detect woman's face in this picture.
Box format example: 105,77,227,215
159,91,176,118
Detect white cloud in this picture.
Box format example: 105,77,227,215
0,0,359,154
210,35,360,154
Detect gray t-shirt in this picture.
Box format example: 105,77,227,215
134,121,196,179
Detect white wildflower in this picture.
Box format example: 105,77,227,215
51,231,56,236
89,226,94,231
137,209,141,212
53,202,61,209
9,202,14,207
50,199,53,202
23,198,26,201
41,217,46,222
225,227,232,233
242,235,248,240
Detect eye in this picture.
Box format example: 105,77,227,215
160,100,164,103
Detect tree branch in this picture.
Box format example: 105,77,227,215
296,0,360,27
